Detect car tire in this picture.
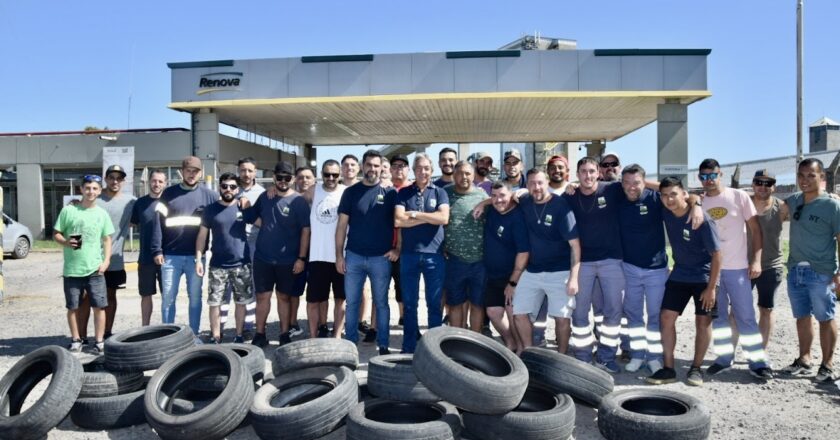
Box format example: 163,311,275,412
413,326,528,414
0,346,84,440
70,388,147,430
462,385,576,440
346,398,462,440
144,346,254,440
271,338,358,376
105,324,196,372
521,347,614,407
368,354,438,403
79,355,145,398
11,236,29,259
598,388,711,440
188,343,265,393
249,366,358,440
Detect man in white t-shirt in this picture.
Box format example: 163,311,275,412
303,160,347,338
699,158,772,381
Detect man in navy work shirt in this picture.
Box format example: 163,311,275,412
195,173,254,344
513,169,581,354
433,147,457,188
395,153,450,354
131,169,166,326
563,157,627,373
245,162,311,347
151,156,218,335
647,176,721,387
336,150,399,355
484,181,530,352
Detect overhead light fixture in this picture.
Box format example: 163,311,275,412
99,135,118,141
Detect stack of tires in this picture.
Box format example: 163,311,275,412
249,338,360,440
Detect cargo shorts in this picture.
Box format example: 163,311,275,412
207,265,255,306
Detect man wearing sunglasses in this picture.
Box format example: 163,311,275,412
302,160,347,339
698,158,772,381
598,152,621,182
152,156,219,336
195,173,254,344
782,158,840,383
76,164,135,345
245,162,311,347
749,170,785,353
53,175,114,353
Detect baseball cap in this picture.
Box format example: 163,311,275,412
390,154,409,166
274,162,294,175
181,156,202,170
503,150,522,163
753,169,776,183
105,164,127,178
547,155,569,169
601,152,620,164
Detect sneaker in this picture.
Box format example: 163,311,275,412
208,337,221,345
706,362,732,376
750,367,774,381
646,367,677,385
781,358,813,376
279,331,292,346
289,324,304,337
595,360,621,374
233,335,245,344
625,358,645,373
358,321,372,334
363,328,378,343
68,339,83,353
647,359,664,374
815,364,837,382
251,332,268,348
686,366,704,386
93,341,105,354
80,337,90,346
378,346,390,356
317,324,330,338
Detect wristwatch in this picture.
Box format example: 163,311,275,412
410,211,418,219
508,280,518,287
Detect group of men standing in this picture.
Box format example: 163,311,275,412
54,149,839,386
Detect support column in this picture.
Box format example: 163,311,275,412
586,140,605,159
657,103,689,185
192,109,219,188
457,143,470,161
17,163,44,238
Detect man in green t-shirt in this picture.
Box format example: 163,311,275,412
53,175,114,353
444,161,488,332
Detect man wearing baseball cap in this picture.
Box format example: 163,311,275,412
599,152,621,182
472,152,494,195
547,155,571,194
151,156,219,336
750,169,784,352
503,150,526,190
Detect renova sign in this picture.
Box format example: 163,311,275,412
197,72,243,95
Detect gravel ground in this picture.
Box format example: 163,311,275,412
1,251,839,439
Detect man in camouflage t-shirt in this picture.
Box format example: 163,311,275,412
444,161,489,332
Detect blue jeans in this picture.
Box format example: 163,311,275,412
622,263,668,362
161,254,205,334
788,265,836,321
400,252,445,353
343,250,391,348
712,269,768,369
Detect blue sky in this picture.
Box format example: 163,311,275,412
1,1,837,175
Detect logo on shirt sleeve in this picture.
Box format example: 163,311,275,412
544,214,553,226
682,229,690,241
429,198,437,209
597,197,607,208
496,225,505,237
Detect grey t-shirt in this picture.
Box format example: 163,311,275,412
99,192,136,271
786,192,840,276
749,196,784,270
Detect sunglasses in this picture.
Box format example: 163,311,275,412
793,204,803,221
698,172,719,182
323,172,340,179
82,175,102,183
275,174,293,182
753,179,775,187
600,161,619,168
219,183,238,190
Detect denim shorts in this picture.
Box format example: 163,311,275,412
444,255,486,306
63,273,107,310
787,265,836,321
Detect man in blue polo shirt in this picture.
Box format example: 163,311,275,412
336,150,399,356
395,153,450,354
647,177,721,387
484,181,530,352
562,157,626,373
245,161,310,347
513,169,580,354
